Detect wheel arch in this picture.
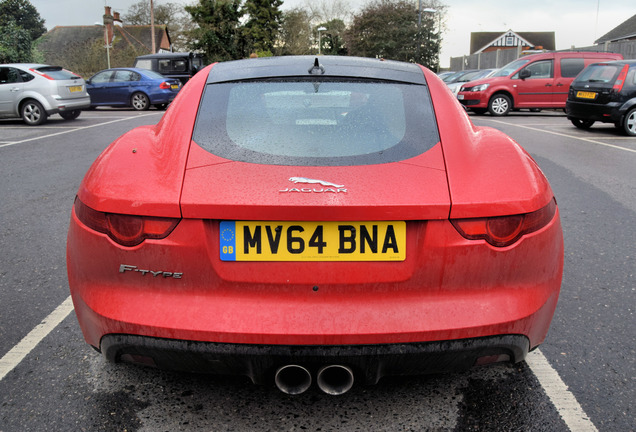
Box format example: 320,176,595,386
489,89,515,108
17,94,51,116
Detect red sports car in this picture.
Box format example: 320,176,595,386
67,56,563,395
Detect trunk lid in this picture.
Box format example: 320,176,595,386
180,142,450,221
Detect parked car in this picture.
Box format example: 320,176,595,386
566,60,636,136
436,71,455,80
67,56,563,395
457,51,623,116
85,68,181,111
446,69,497,96
0,64,90,125
133,52,205,85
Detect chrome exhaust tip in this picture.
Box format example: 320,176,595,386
316,364,354,395
274,364,312,395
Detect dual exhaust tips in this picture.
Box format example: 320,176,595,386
274,364,354,395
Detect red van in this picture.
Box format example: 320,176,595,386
457,51,623,116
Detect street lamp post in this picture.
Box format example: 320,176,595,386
317,26,327,55
420,7,438,70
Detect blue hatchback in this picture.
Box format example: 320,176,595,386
86,68,181,110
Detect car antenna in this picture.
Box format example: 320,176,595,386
308,58,325,75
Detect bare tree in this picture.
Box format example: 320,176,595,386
302,0,353,25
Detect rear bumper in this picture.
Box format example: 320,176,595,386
149,91,178,105
47,96,91,114
566,100,623,124
100,333,530,384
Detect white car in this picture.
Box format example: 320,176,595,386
446,69,498,96
0,64,91,125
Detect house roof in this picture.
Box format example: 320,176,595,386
37,24,170,57
595,14,636,44
470,31,556,54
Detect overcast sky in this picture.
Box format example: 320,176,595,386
30,0,635,67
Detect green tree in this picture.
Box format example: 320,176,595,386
277,8,312,55
241,0,283,54
345,0,441,69
186,0,242,61
0,19,32,62
0,0,46,40
317,19,347,56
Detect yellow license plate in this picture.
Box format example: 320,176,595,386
576,91,597,100
171,84,179,90
69,85,82,93
220,221,406,262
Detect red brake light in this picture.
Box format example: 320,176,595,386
613,64,629,93
159,82,171,89
73,197,180,247
451,198,557,247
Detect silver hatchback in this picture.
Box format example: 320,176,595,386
0,64,91,125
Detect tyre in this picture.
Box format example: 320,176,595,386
154,103,168,110
60,109,81,120
622,108,636,136
570,118,595,130
21,100,48,126
488,94,511,116
131,92,150,111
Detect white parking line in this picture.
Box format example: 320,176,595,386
0,296,74,381
0,113,160,149
487,119,636,153
526,350,598,431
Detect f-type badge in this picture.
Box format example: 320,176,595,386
280,177,347,193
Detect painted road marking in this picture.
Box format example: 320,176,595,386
0,113,160,149
488,119,636,154
526,350,598,431
0,296,74,381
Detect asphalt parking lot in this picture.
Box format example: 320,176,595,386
0,108,634,431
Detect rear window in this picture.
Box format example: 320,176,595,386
192,78,440,166
34,66,80,80
574,64,620,84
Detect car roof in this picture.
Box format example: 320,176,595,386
100,67,153,73
206,56,428,85
135,52,195,59
591,59,636,66
1,63,52,68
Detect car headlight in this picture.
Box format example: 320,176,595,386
462,83,490,92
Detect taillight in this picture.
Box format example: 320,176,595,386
451,198,557,247
613,64,629,93
73,197,180,247
159,82,171,89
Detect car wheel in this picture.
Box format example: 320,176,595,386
154,103,168,110
622,108,636,136
60,109,81,120
21,100,48,126
570,118,595,130
488,94,511,116
131,92,150,111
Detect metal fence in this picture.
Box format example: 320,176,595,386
448,40,636,71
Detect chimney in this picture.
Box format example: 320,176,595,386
113,11,123,27
103,6,114,46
